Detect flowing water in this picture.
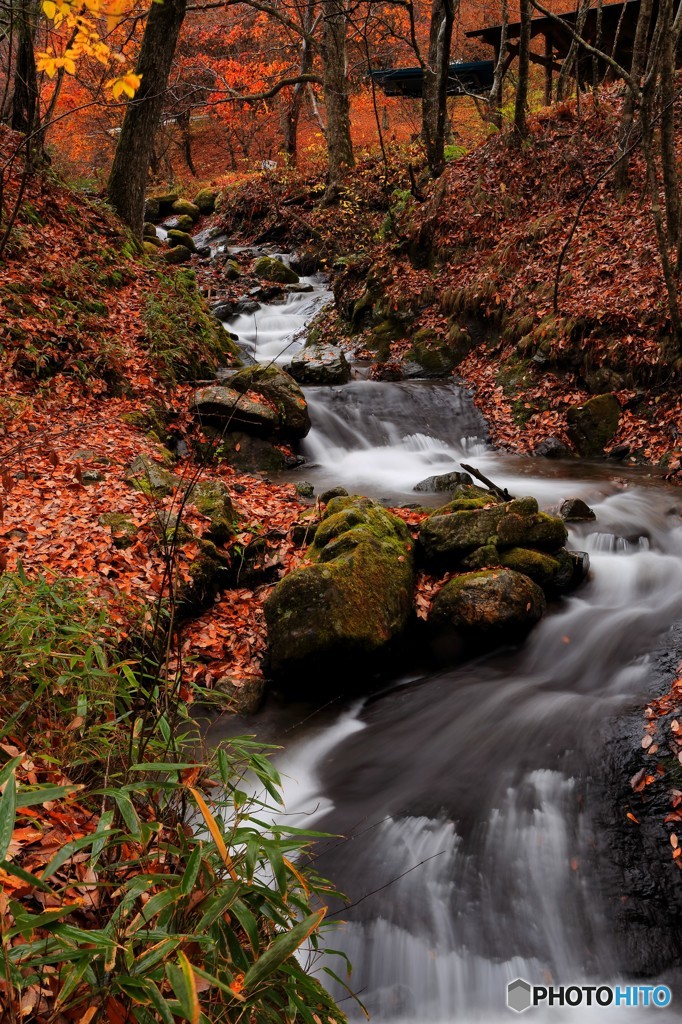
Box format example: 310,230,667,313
208,270,682,1021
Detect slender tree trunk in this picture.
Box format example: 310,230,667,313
421,0,455,176
320,0,353,194
556,0,589,100
514,0,532,141
489,0,508,128
107,0,187,236
659,0,679,246
614,0,653,191
283,23,314,165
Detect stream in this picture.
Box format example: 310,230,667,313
210,264,682,1021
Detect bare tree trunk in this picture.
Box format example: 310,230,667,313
283,17,314,165
659,0,679,246
489,0,508,128
514,0,532,141
320,0,353,194
421,0,455,176
614,0,653,191
556,0,589,100
106,0,187,236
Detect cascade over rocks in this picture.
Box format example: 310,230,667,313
264,496,415,693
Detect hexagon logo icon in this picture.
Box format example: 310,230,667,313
507,978,532,1013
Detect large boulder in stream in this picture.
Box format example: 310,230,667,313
190,363,310,441
286,344,352,385
419,494,568,568
264,496,414,692
429,569,546,654
254,255,299,284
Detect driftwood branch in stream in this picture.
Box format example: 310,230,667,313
461,463,513,500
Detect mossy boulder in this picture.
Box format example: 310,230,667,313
190,479,236,544
99,512,137,549
171,198,201,221
193,188,218,215
229,363,311,439
254,256,299,284
215,674,265,713
498,547,562,589
143,222,158,239
407,329,455,376
287,345,352,385
125,454,178,497
180,538,232,613
167,229,197,253
264,496,415,691
560,498,596,522
419,495,567,568
429,569,546,651
163,245,193,265
566,394,620,457
143,241,161,256
173,214,195,233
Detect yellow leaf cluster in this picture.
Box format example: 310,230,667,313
38,0,141,97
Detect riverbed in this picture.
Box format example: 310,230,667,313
209,261,682,1022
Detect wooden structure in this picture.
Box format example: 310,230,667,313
466,0,642,104
371,60,495,99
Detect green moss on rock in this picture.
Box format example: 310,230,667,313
566,393,621,457
171,198,201,221
190,479,237,544
254,256,299,284
429,568,546,645
264,496,414,692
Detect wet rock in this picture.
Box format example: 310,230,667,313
413,470,473,494
215,674,266,714
560,498,597,522
295,481,315,499
429,568,546,650
222,259,241,281
264,496,414,691
210,300,234,320
254,255,299,284
555,549,590,590
163,244,193,265
193,188,217,215
179,538,232,612
144,197,161,222
143,222,158,239
286,345,352,386
534,436,573,459
420,496,567,569
566,394,620,458
171,198,201,222
320,486,348,503
498,547,562,589
235,297,260,314
190,385,280,436
125,454,178,497
228,363,311,440
166,229,197,253
219,431,301,473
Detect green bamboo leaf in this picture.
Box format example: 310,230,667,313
231,898,260,954
40,829,116,882
16,784,81,807
180,844,202,896
0,771,17,862
127,885,181,934
243,909,326,991
114,792,142,840
0,756,22,789
55,956,93,1009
